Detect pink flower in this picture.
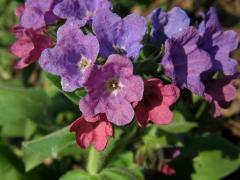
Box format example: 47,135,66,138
134,78,179,128
204,74,238,118
69,114,113,151
10,26,52,69
15,5,25,17
161,163,176,176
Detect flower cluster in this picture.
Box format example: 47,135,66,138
11,0,239,151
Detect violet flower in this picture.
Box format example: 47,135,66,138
39,21,99,92
53,0,111,26
149,7,190,44
92,9,147,59
20,0,62,29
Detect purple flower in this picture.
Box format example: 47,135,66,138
92,9,147,59
53,0,111,26
80,54,144,126
204,74,238,118
39,21,99,92
162,27,212,95
20,0,62,29
198,7,220,35
149,7,190,44
164,148,181,159
198,7,238,76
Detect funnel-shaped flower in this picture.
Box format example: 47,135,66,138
149,7,190,44
134,78,179,128
10,26,52,69
39,21,99,92
162,27,212,95
204,74,238,118
70,114,113,151
80,55,144,126
92,9,146,59
20,0,62,29
53,0,111,26
198,7,238,76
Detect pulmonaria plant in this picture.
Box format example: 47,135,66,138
149,7,190,44
10,4,53,69
11,0,239,152
80,55,144,126
198,7,238,76
39,21,99,91
20,0,62,30
70,114,113,151
92,9,147,59
134,78,179,128
204,74,238,118
161,27,212,95
10,26,52,69
53,0,111,26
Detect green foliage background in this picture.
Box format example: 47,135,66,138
0,0,240,179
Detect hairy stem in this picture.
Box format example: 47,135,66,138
102,125,138,169
86,147,100,175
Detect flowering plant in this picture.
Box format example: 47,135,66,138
1,0,239,179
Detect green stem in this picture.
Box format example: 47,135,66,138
195,102,208,120
86,147,100,175
102,125,137,168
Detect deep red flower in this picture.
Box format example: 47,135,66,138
10,26,52,69
134,78,179,128
69,114,113,151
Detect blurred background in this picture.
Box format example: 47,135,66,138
0,0,239,179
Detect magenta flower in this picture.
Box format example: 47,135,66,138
10,26,52,69
53,0,111,26
80,55,144,126
134,78,179,128
70,114,113,151
20,0,62,30
39,21,99,92
162,27,212,95
92,9,147,59
15,4,25,17
204,74,238,118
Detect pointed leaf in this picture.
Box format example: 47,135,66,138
23,127,77,171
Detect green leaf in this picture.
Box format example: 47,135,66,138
1,119,37,138
160,111,198,134
0,154,21,180
60,152,144,180
60,170,98,180
45,73,85,105
0,141,23,180
108,152,134,168
143,127,183,148
192,150,240,180
24,119,38,140
100,165,144,180
23,127,76,171
0,83,52,133
184,135,240,180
